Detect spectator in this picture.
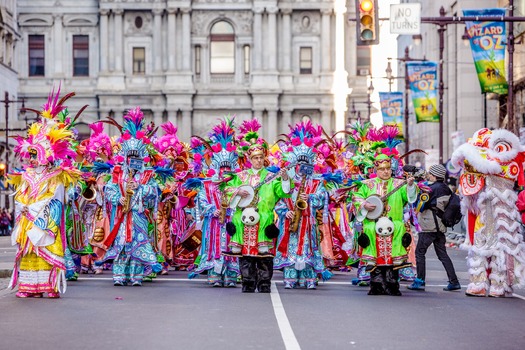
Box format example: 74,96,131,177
0,208,11,236
407,164,461,292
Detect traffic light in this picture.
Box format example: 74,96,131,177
356,0,379,46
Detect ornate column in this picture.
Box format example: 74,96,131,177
282,9,292,72
181,8,191,72
108,12,115,72
180,110,192,141
253,8,263,72
201,43,209,84
281,110,293,132
321,9,332,72
99,9,109,73
53,14,63,76
267,110,278,143
153,109,163,128
167,9,176,71
153,9,163,73
321,110,333,134
267,7,278,72
235,43,243,83
114,9,124,73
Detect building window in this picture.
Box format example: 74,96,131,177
195,45,201,75
244,45,250,74
73,35,89,76
210,21,235,74
133,47,145,74
28,35,45,76
300,47,312,74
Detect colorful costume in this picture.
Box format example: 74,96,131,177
225,119,291,293
99,107,162,286
452,128,525,297
274,121,327,289
189,118,240,286
8,87,80,298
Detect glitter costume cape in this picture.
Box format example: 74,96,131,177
8,169,74,294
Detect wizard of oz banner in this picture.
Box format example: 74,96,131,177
463,8,508,94
379,92,404,136
406,61,439,123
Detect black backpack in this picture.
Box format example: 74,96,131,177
439,191,462,228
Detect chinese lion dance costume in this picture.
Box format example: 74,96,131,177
451,128,525,297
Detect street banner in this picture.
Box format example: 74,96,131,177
379,92,404,136
463,8,508,95
406,61,439,123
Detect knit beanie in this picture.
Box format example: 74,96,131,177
429,164,446,179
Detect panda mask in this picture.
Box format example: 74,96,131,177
241,207,260,226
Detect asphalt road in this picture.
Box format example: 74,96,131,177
0,241,524,350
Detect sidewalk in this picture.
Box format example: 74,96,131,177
0,235,14,278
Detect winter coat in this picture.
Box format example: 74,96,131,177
417,181,451,233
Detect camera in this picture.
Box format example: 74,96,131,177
403,164,426,181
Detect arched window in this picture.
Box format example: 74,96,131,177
210,21,235,74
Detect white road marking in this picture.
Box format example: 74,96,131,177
270,281,301,350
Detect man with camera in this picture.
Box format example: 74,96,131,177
407,164,461,292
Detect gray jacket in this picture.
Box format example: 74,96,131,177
417,181,450,233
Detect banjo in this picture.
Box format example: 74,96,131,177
230,164,298,209
359,180,408,220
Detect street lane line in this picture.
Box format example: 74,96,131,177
513,293,525,301
270,281,301,350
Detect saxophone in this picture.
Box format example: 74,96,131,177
219,192,229,225
290,174,309,232
122,169,135,213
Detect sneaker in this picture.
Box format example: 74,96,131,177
132,281,142,287
443,282,461,291
284,281,295,289
407,278,425,291
113,281,125,286
225,282,236,288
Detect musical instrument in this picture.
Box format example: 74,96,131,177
181,196,203,251
360,180,408,220
230,164,295,209
290,171,309,232
122,169,135,213
219,193,229,224
81,184,97,202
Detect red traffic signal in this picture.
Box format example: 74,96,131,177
356,0,379,46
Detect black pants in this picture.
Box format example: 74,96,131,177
416,231,459,284
239,256,273,292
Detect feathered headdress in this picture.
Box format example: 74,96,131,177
13,86,82,166
283,120,323,166
237,118,267,161
155,121,190,170
118,107,150,160
87,122,112,162
190,117,239,177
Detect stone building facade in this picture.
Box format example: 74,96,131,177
15,0,370,142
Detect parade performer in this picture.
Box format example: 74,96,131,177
82,122,114,274
155,121,194,274
98,107,162,286
452,128,525,297
225,119,291,293
273,121,328,290
189,118,240,287
8,87,80,298
353,136,417,295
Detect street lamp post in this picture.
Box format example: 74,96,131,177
1,91,26,210
367,80,374,120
